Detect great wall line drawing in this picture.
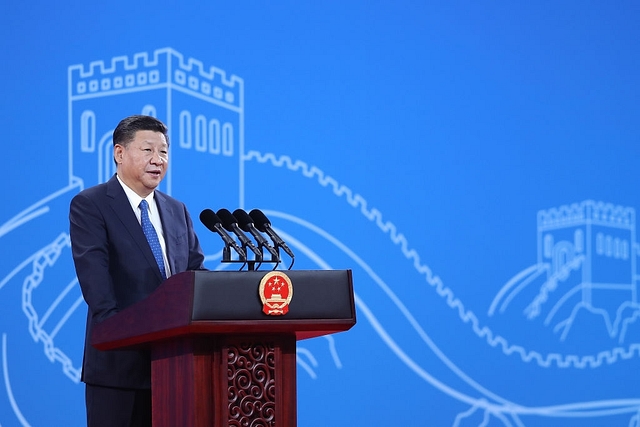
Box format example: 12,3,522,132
3,47,640,426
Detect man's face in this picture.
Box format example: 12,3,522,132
114,130,169,197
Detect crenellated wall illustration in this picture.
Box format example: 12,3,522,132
69,48,244,212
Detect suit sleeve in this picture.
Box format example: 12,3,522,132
184,204,207,271
69,192,119,323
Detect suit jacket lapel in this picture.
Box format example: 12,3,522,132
106,175,164,281
155,190,176,275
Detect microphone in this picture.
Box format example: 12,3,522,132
248,209,295,259
217,208,263,261
199,209,247,260
233,208,280,260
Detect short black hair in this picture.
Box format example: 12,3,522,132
112,115,169,147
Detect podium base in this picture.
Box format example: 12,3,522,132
152,335,297,427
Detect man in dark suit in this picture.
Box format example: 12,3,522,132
69,115,206,427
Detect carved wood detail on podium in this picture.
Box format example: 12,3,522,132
221,335,297,427
227,340,276,426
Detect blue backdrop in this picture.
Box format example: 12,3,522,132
2,2,640,426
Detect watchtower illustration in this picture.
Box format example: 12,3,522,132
533,200,637,323
68,47,244,214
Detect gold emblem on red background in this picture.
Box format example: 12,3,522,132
258,271,293,315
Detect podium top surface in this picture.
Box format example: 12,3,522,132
92,269,356,350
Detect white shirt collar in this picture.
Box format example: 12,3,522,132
116,174,156,216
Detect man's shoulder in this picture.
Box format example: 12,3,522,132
74,180,112,200
79,181,108,195
72,177,122,205
155,189,184,206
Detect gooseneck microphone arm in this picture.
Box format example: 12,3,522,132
199,209,247,261
217,208,263,262
233,208,280,261
248,209,295,260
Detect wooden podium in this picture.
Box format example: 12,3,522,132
91,269,356,427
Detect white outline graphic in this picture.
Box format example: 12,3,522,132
1,47,639,426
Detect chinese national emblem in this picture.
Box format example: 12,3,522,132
258,271,294,315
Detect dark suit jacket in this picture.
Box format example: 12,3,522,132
69,174,205,388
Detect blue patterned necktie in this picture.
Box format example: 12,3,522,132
139,199,167,280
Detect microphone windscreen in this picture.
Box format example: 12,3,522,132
233,209,253,232
249,209,270,232
199,209,221,232
216,208,237,232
